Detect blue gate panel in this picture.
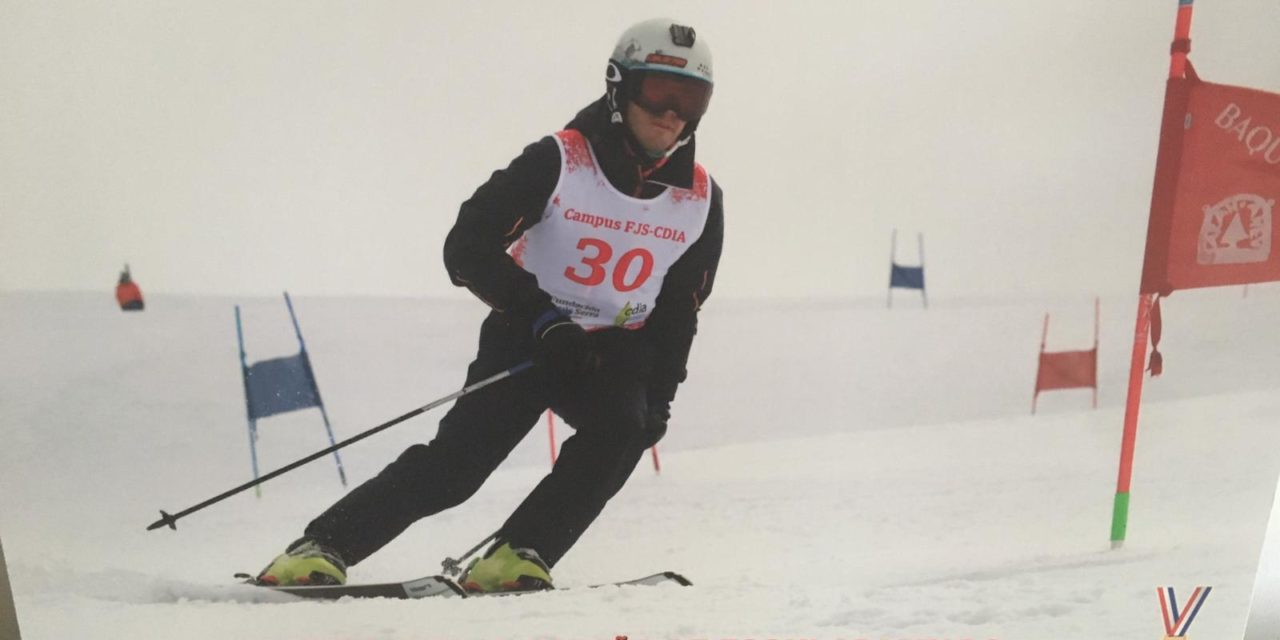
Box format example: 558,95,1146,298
245,354,319,420
890,263,925,290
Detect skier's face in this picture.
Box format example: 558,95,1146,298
626,101,686,155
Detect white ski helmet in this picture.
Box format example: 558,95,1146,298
606,19,714,126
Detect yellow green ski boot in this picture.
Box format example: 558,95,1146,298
458,542,553,593
255,538,347,587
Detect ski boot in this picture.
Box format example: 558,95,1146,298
255,537,347,586
458,541,553,593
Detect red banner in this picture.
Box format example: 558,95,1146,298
1036,349,1098,392
1141,67,1280,293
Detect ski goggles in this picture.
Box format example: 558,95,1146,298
629,71,713,122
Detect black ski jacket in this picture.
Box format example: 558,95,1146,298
443,97,724,411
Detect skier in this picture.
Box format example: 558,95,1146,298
115,264,144,311
256,17,724,593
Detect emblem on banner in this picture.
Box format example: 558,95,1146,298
1198,193,1273,265
1157,585,1212,639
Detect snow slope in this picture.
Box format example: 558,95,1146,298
1,289,1278,639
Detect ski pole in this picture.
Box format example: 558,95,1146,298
146,361,534,532
440,530,499,577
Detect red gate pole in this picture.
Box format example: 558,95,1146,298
1032,313,1049,414
1093,297,1100,409
1110,0,1195,549
546,410,558,465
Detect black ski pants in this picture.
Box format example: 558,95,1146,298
304,311,653,568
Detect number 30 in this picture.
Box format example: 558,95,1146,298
564,238,654,292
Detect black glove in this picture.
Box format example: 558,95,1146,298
640,402,670,448
532,309,595,380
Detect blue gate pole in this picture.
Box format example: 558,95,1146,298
918,232,928,310
283,292,348,487
235,306,263,498
888,229,897,309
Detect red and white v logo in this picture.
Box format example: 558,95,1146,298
1158,586,1212,637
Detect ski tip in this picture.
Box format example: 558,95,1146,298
146,510,178,531
662,572,692,586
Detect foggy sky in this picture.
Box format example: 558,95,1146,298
2,0,1279,300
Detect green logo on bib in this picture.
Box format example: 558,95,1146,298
613,302,634,327
613,301,649,327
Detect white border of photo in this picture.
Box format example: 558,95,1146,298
1245,472,1280,640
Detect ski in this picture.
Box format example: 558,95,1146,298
235,573,464,600
238,571,690,600
466,571,691,598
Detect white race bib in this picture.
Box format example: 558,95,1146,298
510,130,712,329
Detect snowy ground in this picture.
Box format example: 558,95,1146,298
2,289,1279,640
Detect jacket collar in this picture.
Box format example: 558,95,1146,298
564,97,698,195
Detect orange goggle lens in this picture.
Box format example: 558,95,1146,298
631,72,712,121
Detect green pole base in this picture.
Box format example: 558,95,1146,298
1110,491,1131,546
